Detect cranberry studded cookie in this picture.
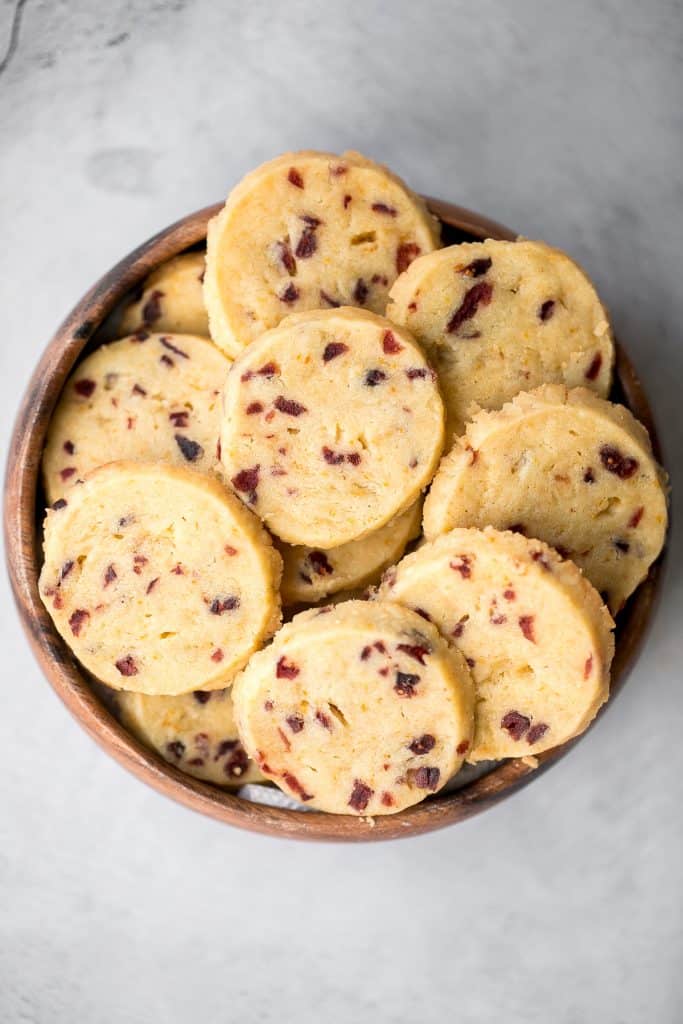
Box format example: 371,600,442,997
204,150,440,356
423,385,668,613
220,308,445,548
119,252,209,337
378,527,615,761
387,240,614,436
43,333,230,503
232,601,474,815
279,502,422,606
39,462,282,695
118,688,264,786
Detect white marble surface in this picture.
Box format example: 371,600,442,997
1,2,681,1021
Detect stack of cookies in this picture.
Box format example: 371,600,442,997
39,150,668,817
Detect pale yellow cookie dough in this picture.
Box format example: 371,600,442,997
204,150,440,356
39,462,282,695
279,501,421,606
232,600,474,815
378,527,615,761
387,239,614,436
220,308,445,548
423,386,668,613
119,252,209,337
118,688,264,786
43,333,230,503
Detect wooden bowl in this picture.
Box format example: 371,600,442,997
3,198,666,842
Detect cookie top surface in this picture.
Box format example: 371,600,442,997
39,462,282,695
43,333,230,503
387,239,614,436
204,150,440,356
232,600,474,815
279,501,422,606
220,307,445,548
423,385,668,613
119,252,209,337
378,527,615,762
118,688,264,786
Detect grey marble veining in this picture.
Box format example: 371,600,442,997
0,2,681,1021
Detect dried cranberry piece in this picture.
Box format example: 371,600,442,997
583,467,596,484
322,341,348,362
276,657,299,679
449,555,472,578
104,564,117,587
459,257,492,278
63,440,75,454
503,588,516,601
224,745,249,778
274,395,307,417
628,507,644,528
282,771,313,801
456,739,470,755
396,242,421,274
322,446,344,465
531,549,552,571
614,538,630,553
279,283,299,304
295,226,317,259
74,379,96,398
584,654,593,679
174,434,203,462
193,691,212,704
411,766,440,790
133,555,148,575
348,780,374,812
231,465,260,502
381,792,394,807
68,609,89,636
166,740,185,760
396,643,430,665
585,353,603,381
372,202,397,216
211,649,224,663
501,710,530,741
52,499,68,510
446,282,493,334
115,655,138,677
382,330,403,354
60,560,74,581
315,709,332,729
160,337,189,359
409,734,435,755
142,289,163,324
276,239,296,275
527,722,549,745
169,410,188,428
364,368,387,387
360,645,372,660
320,290,340,308
146,577,159,594
406,367,431,380
518,615,536,643
413,607,432,622
346,452,361,466
394,671,420,697
287,167,304,188
538,299,556,322
286,713,305,733
452,615,468,639
599,444,638,479
308,550,333,576
210,595,240,615
353,278,369,305
160,354,174,367
343,194,352,208
246,401,263,415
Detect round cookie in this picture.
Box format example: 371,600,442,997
387,239,614,436
119,252,209,337
118,688,264,786
279,501,422,606
204,150,440,356
39,462,282,695
423,386,668,614
232,600,474,815
378,527,615,762
220,307,445,548
43,333,230,504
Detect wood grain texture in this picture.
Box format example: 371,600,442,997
3,199,667,842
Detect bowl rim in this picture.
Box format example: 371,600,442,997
3,196,667,842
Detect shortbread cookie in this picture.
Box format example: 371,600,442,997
119,252,209,337
233,601,474,815
387,240,614,435
118,688,264,786
378,527,614,761
279,502,422,606
43,333,230,503
423,386,668,613
220,308,445,548
39,462,282,695
204,150,440,356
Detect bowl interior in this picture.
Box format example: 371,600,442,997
3,199,666,841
